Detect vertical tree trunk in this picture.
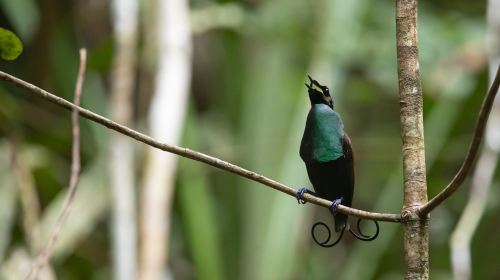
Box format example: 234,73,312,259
395,1,429,279
109,0,139,279
138,0,192,279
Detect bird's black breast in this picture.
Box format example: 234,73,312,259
304,158,353,208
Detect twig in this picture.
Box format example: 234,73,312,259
24,49,87,280
0,69,401,223
419,63,500,216
450,10,500,279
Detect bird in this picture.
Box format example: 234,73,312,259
297,75,354,233
296,76,379,247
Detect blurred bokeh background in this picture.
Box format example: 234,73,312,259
0,0,499,279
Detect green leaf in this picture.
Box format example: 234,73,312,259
0,28,23,60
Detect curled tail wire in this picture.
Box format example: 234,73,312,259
311,222,344,247
311,219,379,247
348,219,379,241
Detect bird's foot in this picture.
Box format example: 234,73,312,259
296,188,317,204
329,197,344,216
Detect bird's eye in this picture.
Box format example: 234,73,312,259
326,88,331,97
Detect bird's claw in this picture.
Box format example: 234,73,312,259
329,197,344,216
296,188,309,204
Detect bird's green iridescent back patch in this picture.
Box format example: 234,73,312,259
300,104,344,163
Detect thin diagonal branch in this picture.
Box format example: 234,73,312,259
419,63,500,216
24,49,87,280
0,69,401,223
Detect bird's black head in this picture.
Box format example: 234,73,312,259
305,75,334,110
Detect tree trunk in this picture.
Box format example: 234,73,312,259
109,0,139,279
395,1,430,279
138,0,192,278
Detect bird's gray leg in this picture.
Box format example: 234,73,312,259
296,188,318,204
329,197,344,216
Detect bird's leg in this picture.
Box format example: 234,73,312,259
296,188,318,204
329,197,344,216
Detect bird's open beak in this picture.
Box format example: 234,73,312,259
307,74,314,84
307,74,326,90
313,80,323,88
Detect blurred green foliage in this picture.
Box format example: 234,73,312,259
0,27,22,60
0,0,499,279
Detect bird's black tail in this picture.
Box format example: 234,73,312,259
334,213,350,232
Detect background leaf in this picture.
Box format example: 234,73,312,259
0,27,22,60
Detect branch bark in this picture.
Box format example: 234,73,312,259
0,70,402,223
395,1,429,279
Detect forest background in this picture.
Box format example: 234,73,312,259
0,0,499,279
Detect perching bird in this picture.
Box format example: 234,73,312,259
297,75,354,233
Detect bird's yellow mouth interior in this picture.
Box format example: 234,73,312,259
312,83,322,92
